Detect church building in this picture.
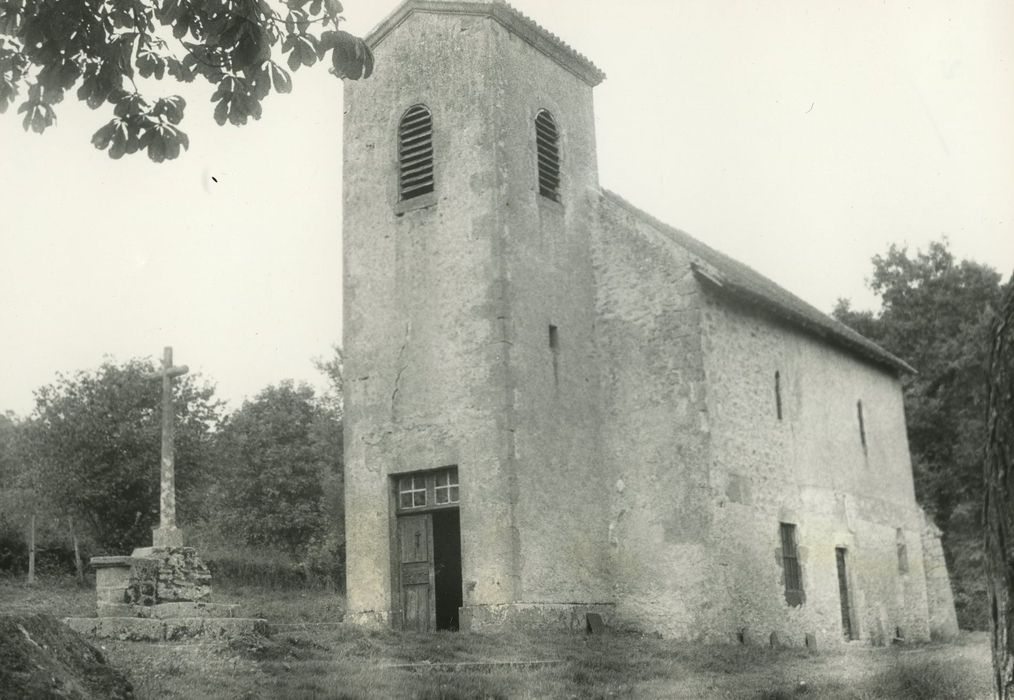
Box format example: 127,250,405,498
341,0,959,644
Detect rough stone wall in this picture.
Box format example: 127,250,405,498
590,197,714,638
921,514,960,639
699,292,933,644
343,11,519,621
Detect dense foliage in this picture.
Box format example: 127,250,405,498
0,0,372,161
834,239,1007,628
212,380,341,552
17,359,221,552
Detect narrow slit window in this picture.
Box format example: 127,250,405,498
780,523,804,606
535,110,561,202
896,529,909,574
399,105,434,201
549,324,560,385
857,400,867,452
775,371,783,420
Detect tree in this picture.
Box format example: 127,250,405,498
0,0,372,161
985,278,1014,698
834,239,1005,628
0,411,19,488
313,343,343,418
213,380,340,552
21,358,221,552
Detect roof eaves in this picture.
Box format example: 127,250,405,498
690,263,916,375
600,189,915,376
364,0,606,87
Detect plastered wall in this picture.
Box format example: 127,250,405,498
591,197,715,638
485,18,612,606
343,11,520,620
700,293,933,643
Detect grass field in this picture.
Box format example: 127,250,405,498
0,576,995,699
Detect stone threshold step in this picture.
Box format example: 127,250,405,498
64,616,268,642
97,602,238,619
383,660,564,672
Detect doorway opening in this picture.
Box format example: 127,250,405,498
836,547,856,640
432,509,462,630
394,467,463,632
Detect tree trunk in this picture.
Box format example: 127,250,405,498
985,279,1014,698
27,513,36,586
70,517,84,586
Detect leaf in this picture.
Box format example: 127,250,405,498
269,62,292,94
154,96,186,125
0,79,17,114
91,121,116,150
214,98,229,126
146,131,167,163
331,31,372,80
317,30,339,59
324,0,343,19
286,44,301,71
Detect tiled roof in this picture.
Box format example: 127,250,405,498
602,190,915,375
364,0,606,86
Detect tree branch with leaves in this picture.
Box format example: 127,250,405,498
0,0,373,161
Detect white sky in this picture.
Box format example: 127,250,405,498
1,0,1012,417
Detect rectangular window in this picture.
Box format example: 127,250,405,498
434,468,459,505
396,467,460,511
398,475,427,509
780,523,804,606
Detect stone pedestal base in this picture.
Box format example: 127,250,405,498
67,546,261,642
92,556,134,618
127,547,211,604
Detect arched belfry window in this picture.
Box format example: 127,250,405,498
398,105,434,201
535,109,561,202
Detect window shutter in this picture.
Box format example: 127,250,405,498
399,105,434,201
780,523,804,606
535,110,561,202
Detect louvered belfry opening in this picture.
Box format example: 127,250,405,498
535,109,561,202
399,105,434,201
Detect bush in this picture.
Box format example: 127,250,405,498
0,515,27,575
201,544,342,592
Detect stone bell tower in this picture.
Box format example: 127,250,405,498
342,0,613,631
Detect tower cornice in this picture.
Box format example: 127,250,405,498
364,0,606,87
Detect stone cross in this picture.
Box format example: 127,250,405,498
147,347,189,549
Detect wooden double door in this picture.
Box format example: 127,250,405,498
397,508,462,632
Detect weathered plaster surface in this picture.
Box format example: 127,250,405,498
700,293,932,643
344,11,518,621
591,197,714,639
342,1,956,641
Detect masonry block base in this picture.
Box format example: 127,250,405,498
459,603,616,633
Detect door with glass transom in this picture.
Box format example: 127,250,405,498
394,467,462,632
